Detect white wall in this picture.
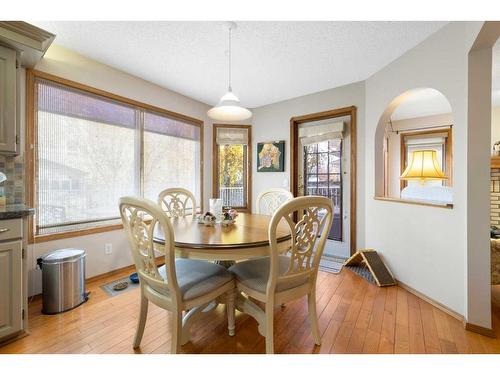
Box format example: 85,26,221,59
365,22,484,321
27,44,215,295
251,82,366,250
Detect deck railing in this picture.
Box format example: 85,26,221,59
306,186,342,211
219,186,245,207
220,185,341,210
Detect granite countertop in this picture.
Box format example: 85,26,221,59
0,204,35,220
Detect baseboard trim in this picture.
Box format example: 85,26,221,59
85,264,136,283
397,279,496,338
30,256,164,299
396,279,464,322
85,256,164,284
0,331,29,347
464,322,496,338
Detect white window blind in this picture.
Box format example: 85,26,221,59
299,121,344,145
143,111,201,204
216,127,249,145
36,78,137,235
35,78,202,236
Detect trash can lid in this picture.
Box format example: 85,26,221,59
40,248,86,263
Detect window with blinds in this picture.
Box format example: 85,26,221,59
401,130,450,188
34,77,202,236
143,111,201,203
213,125,251,210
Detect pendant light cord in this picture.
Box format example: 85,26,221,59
228,25,232,92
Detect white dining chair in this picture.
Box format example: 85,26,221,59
228,196,333,354
158,188,197,218
256,188,294,216
119,196,235,354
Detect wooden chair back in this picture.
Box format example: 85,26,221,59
119,196,181,304
268,196,333,295
158,188,197,218
256,188,294,216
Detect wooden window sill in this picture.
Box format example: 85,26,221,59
373,196,453,209
31,223,124,244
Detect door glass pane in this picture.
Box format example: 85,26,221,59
306,178,318,195
329,139,341,151
306,154,318,174
318,153,328,174
303,138,342,241
317,140,329,152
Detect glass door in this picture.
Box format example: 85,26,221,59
297,121,351,259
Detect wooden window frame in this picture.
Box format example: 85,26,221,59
212,124,252,212
26,69,204,244
399,127,453,191
290,106,357,255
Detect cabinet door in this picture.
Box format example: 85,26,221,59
0,241,22,340
0,45,17,154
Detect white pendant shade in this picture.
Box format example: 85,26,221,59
208,22,252,122
208,90,252,121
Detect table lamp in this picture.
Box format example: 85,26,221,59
400,150,447,184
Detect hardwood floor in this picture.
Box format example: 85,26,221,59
2,267,500,354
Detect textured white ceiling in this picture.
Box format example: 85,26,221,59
391,88,452,121
32,21,448,108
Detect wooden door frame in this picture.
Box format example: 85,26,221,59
212,124,252,212
290,106,357,255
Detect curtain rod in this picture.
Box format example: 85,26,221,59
394,124,453,135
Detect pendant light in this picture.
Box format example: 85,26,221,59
208,22,252,122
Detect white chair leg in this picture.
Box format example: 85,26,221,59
265,305,274,354
170,310,182,354
226,291,236,336
133,290,149,349
308,290,321,345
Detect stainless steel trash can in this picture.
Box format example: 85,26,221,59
37,248,88,314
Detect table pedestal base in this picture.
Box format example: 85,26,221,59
235,293,266,337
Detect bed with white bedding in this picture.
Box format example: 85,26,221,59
400,185,453,205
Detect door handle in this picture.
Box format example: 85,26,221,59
0,228,10,234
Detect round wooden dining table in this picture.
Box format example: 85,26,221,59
152,213,292,340
153,213,291,261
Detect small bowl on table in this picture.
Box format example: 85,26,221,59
221,209,238,227
197,212,217,226
221,218,235,227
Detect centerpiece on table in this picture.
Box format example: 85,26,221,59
197,211,217,226
221,208,238,226
197,207,238,227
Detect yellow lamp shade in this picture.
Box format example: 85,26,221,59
400,150,447,181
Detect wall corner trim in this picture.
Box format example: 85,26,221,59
464,322,496,338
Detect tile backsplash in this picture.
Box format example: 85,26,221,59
0,154,24,205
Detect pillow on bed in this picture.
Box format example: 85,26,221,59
400,185,453,204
